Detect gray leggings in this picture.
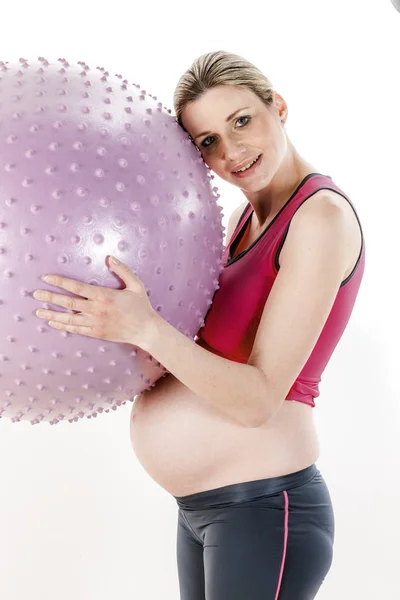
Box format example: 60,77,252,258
174,464,335,600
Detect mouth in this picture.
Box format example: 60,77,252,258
231,154,262,178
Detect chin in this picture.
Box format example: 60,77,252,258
239,184,264,194
232,177,268,193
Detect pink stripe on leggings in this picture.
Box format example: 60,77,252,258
274,490,289,600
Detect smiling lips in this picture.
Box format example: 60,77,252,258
231,154,262,175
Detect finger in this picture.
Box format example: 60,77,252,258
33,290,88,313
108,256,143,289
41,274,102,301
48,321,94,337
35,308,91,327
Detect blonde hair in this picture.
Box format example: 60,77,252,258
173,50,276,130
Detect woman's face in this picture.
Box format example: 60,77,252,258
180,85,287,193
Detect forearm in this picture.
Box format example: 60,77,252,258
138,313,270,428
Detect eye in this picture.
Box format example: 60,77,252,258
200,116,251,149
236,115,251,127
201,135,215,148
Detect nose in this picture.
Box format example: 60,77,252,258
220,139,247,164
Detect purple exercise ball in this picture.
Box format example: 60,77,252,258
0,57,224,426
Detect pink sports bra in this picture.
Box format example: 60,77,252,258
196,173,366,407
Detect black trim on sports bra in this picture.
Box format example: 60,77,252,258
274,188,365,288
227,172,330,265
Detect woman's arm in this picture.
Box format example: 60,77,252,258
139,195,350,429
142,314,269,428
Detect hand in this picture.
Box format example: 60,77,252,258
33,256,158,347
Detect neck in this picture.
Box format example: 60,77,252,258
244,140,318,228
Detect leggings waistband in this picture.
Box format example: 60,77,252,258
174,464,318,511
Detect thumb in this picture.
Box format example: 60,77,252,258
108,255,141,287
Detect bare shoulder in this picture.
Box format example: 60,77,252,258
225,200,249,246
294,189,355,220
293,188,361,241
282,189,362,277
289,189,360,249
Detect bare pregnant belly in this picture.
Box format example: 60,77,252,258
129,373,321,497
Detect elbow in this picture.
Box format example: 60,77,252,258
245,367,278,428
246,397,271,429
246,411,270,429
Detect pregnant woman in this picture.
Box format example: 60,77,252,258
34,51,365,599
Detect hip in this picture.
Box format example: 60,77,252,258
176,464,335,600
175,463,335,551
175,463,334,520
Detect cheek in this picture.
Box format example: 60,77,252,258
199,151,216,170
203,157,225,177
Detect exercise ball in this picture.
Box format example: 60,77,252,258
0,57,224,426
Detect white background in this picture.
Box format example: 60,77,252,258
0,0,399,598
